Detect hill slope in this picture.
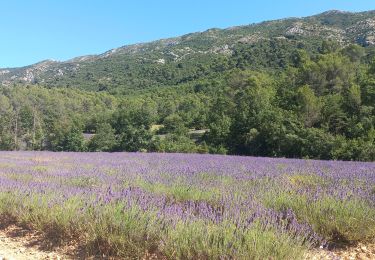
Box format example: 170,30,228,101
1,10,375,93
0,10,374,160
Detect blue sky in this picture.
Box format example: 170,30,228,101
0,0,374,68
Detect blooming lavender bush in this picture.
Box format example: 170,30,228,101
0,152,374,259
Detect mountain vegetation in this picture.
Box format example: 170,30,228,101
0,10,374,161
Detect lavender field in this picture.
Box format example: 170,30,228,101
0,152,374,259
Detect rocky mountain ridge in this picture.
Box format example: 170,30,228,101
1,9,375,91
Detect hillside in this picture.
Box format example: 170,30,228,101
1,10,375,93
0,9,374,161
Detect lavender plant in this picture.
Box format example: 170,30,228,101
0,152,374,259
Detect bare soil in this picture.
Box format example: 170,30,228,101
0,224,70,260
305,243,375,260
0,215,83,260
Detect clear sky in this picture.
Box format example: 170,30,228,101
0,0,374,68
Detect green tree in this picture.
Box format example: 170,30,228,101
162,114,188,135
297,85,321,127
319,40,340,54
116,125,152,152
0,95,14,150
88,123,117,152
152,134,199,153
63,127,86,152
301,53,355,95
341,44,365,63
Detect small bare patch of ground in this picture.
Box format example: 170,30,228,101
0,219,160,260
306,243,375,260
0,222,75,260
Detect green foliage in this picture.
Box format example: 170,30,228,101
0,41,374,160
341,44,365,62
319,40,340,54
162,113,188,135
263,191,375,243
152,134,202,153
116,125,152,152
301,53,355,95
163,220,307,260
204,44,374,160
53,126,86,152
297,85,321,127
88,123,117,152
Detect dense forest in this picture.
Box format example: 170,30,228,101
0,39,374,161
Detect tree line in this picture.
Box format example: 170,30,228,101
0,41,374,161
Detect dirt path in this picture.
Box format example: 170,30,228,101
0,225,70,260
